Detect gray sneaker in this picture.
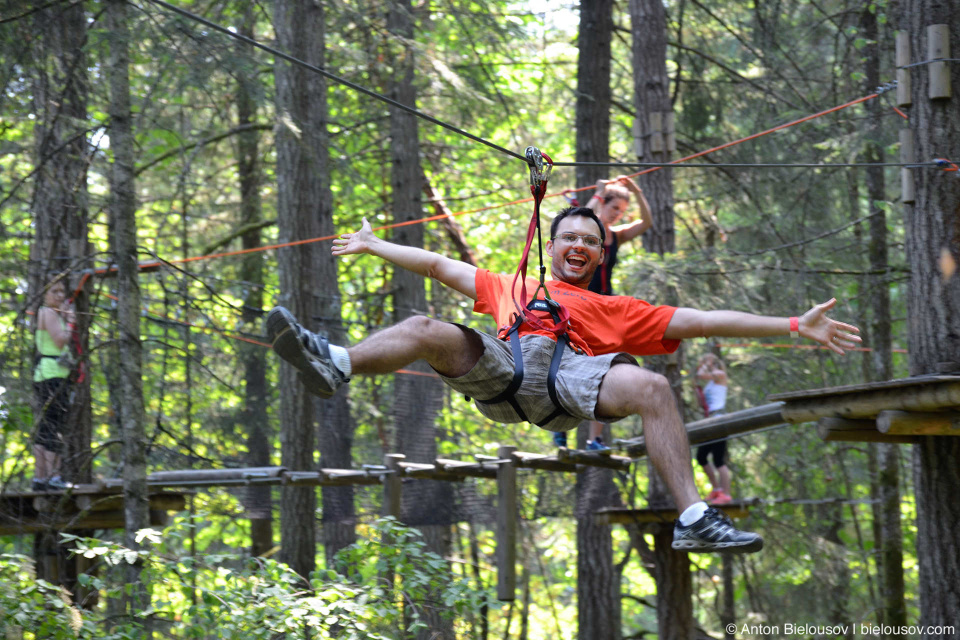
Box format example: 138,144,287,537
265,306,349,398
672,507,763,554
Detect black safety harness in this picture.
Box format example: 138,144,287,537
474,147,576,428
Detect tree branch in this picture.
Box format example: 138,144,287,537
667,41,800,110
134,122,273,176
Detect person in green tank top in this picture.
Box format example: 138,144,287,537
33,279,75,491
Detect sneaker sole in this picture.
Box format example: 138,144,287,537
266,307,337,399
672,537,764,554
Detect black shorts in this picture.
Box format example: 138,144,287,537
33,378,70,454
696,439,727,468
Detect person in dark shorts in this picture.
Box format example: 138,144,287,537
557,176,653,450
32,278,75,491
267,207,861,553
695,353,732,504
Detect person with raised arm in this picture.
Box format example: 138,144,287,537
557,175,654,451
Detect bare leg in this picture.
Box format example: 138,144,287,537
596,364,700,510
33,445,58,479
718,465,732,495
348,316,484,378
703,462,719,491
588,420,604,441
34,445,48,478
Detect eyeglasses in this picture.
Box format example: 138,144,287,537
553,232,602,248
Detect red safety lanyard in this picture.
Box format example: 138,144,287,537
508,147,570,338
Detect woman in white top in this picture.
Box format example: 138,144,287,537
695,353,732,504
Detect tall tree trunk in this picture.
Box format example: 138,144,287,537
274,0,332,580
235,0,273,558
630,0,693,638
574,2,621,639
107,0,148,621
29,0,91,595
386,2,452,637
861,7,906,633
902,0,960,630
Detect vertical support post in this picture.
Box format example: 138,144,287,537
664,111,676,153
896,31,912,107
721,554,736,639
927,24,951,99
496,445,517,601
648,112,664,153
900,128,916,204
632,118,644,158
380,453,405,596
383,454,404,519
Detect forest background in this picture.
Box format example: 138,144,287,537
0,0,938,638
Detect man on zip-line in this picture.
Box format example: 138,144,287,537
266,206,860,553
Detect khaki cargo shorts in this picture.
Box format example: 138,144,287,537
437,328,638,432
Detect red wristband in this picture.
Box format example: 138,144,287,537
789,317,799,339
590,194,602,201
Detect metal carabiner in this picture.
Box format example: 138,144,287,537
525,146,553,193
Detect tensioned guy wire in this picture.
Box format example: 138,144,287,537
145,0,526,162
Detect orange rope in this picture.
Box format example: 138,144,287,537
74,91,888,377
101,293,439,378
617,93,881,183
76,91,881,277
718,342,907,354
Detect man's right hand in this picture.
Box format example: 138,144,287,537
332,217,378,257
330,216,478,300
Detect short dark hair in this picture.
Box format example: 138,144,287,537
550,206,606,244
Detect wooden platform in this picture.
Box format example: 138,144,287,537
770,375,960,441
0,486,188,535
617,402,786,457
595,500,753,525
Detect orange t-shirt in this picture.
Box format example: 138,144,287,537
473,269,680,357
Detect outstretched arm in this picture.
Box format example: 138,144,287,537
664,298,861,354
333,217,478,300
609,175,654,242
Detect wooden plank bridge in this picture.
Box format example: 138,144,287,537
2,374,955,599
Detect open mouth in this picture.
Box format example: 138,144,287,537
566,253,588,270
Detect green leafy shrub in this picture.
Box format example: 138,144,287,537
0,518,490,639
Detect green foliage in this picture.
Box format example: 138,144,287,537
0,519,490,639
0,0,922,637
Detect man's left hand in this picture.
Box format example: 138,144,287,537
799,298,862,354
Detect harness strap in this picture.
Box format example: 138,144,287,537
475,312,575,429
478,315,529,423
535,333,571,428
